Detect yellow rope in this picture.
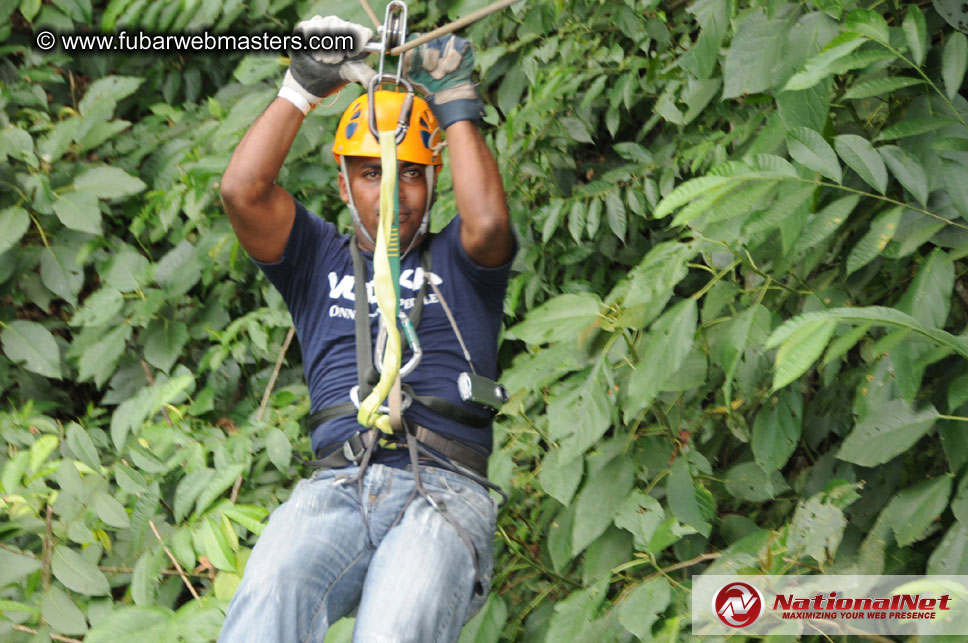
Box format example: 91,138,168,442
356,131,402,435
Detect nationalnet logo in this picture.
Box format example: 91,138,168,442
713,581,764,628
693,575,968,636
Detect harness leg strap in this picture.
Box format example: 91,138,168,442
404,421,486,596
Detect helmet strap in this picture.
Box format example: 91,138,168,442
340,155,375,247
401,167,437,257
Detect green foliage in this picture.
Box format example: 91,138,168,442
2,0,968,640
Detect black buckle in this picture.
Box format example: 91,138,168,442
342,432,368,463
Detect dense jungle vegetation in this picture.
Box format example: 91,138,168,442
2,0,968,640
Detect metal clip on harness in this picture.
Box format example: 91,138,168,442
375,311,422,376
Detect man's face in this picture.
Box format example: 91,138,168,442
338,156,433,252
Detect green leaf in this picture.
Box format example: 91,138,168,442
834,134,887,193
618,578,670,640
199,516,236,572
40,245,84,306
73,166,147,199
41,586,88,635
896,249,954,329
709,304,771,403
77,76,143,114
723,461,788,502
927,521,968,574
876,117,958,141
615,241,695,326
787,494,847,563
561,116,593,144
845,206,902,275
567,199,585,243
173,470,214,523
878,145,929,206
605,190,626,240
51,545,109,596
772,318,836,390
65,422,100,471
792,195,859,259
653,176,732,219
843,76,924,100
265,428,292,473
572,456,634,556
94,490,130,529
70,288,124,328
52,189,101,234
110,374,193,449
837,399,938,466
0,549,43,588
77,324,132,386
584,197,602,239
783,33,867,91
540,200,565,243
548,371,611,462
942,33,968,101
787,126,841,183
953,476,968,525
538,448,583,506
0,598,39,617
625,299,697,417
143,320,188,374
822,322,872,365
1,320,62,378
30,434,59,472
103,245,150,292
843,8,889,44
131,548,164,607
722,11,789,98
193,463,245,517
545,578,609,642
507,292,601,345
743,182,815,239
84,606,173,643
614,491,664,548
903,5,927,66
0,206,29,255
765,305,968,358
674,179,778,228
114,463,148,495
458,593,507,643
752,389,803,472
666,457,710,537
883,476,952,547
221,504,269,536
547,505,575,572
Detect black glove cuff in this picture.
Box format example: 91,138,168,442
427,97,485,129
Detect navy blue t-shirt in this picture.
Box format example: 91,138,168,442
255,200,512,467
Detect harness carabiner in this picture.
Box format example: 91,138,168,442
374,310,423,377
367,74,415,145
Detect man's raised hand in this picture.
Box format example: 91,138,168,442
279,15,376,114
403,34,484,128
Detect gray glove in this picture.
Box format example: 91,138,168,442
402,34,483,128
279,15,376,114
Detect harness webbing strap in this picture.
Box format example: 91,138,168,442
356,131,404,435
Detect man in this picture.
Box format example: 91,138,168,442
218,14,514,643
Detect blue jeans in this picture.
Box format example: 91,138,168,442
219,464,497,643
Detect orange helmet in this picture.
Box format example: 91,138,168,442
333,90,442,166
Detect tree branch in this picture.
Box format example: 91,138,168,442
149,520,200,602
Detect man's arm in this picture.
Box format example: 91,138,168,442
446,121,513,267
220,15,374,263
403,34,514,268
220,99,303,263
